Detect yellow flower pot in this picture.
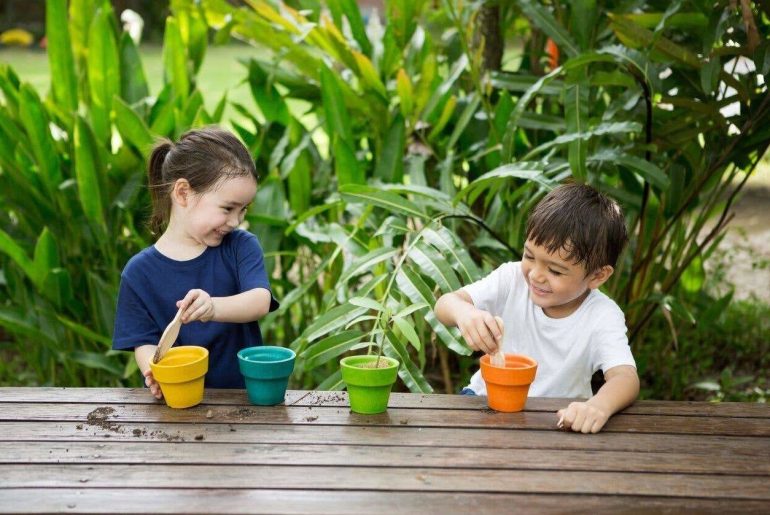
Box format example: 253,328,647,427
149,346,209,408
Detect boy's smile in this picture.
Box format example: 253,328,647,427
521,239,610,318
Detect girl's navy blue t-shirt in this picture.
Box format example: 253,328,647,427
113,229,278,388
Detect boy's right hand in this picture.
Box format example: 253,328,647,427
143,369,163,400
456,307,502,354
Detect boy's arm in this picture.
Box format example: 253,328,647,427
435,290,501,354
557,365,639,433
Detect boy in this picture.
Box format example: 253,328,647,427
434,183,639,433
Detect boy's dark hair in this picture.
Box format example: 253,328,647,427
146,126,257,235
525,183,628,273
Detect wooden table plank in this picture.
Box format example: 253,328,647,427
3,421,766,455
1,489,768,514
1,402,768,436
1,441,767,476
2,388,767,514
1,464,768,500
2,388,768,418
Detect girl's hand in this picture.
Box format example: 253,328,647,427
177,289,216,323
143,369,163,400
456,307,502,355
556,401,610,434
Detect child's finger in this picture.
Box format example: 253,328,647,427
482,314,502,341
556,409,565,429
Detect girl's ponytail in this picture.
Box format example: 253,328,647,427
147,139,173,236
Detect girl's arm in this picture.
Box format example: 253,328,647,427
179,287,272,324
134,344,163,399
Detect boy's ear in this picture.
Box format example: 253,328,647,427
171,179,191,206
587,265,614,289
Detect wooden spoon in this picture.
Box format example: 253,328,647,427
490,316,506,367
152,308,183,364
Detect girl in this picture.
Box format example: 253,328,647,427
113,127,278,399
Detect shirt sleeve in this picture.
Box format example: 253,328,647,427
112,277,160,351
589,307,636,374
235,231,279,312
462,262,515,315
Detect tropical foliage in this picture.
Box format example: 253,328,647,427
1,0,768,396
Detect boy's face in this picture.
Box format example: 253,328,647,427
521,239,612,318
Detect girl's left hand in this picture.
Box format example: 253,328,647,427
178,289,216,323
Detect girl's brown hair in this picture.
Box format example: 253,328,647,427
146,127,256,235
525,182,628,274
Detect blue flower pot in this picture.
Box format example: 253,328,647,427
237,346,296,406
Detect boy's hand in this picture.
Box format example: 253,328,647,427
556,401,609,434
178,289,215,323
143,369,163,400
456,307,502,355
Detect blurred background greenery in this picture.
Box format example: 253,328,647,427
1,0,768,402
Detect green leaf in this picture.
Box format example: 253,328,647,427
608,13,701,68
385,330,432,393
0,229,36,283
680,256,705,293
348,297,386,311
396,68,414,119
248,60,290,125
374,114,405,182
340,184,426,219
46,0,78,112
422,227,481,284
335,0,372,55
519,0,579,57
163,16,190,101
87,7,120,140
317,369,345,390
301,303,368,343
569,0,597,51
700,57,720,95
458,162,553,203
74,116,106,228
113,96,155,155
57,315,113,347
565,76,589,181
301,330,365,369
70,351,123,375
334,136,365,187
614,153,670,191
393,302,430,319
392,317,421,351
447,93,481,150
320,64,352,143
18,84,62,190
119,32,149,104
409,243,461,293
396,265,471,355
338,247,399,285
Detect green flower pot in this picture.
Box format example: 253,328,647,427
237,346,296,406
340,355,400,414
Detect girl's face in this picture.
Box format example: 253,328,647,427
183,176,257,247
521,239,611,318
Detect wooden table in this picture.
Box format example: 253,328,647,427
1,388,768,513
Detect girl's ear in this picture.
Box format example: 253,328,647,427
588,265,614,289
171,178,191,207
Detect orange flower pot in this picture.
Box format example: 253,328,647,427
480,354,538,412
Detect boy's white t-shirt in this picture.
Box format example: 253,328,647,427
464,262,635,399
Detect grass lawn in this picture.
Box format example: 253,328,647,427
0,43,261,123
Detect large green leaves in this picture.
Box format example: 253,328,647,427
46,0,78,112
